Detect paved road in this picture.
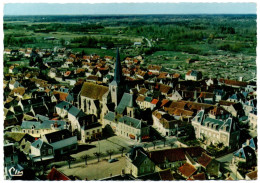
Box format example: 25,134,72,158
143,37,152,47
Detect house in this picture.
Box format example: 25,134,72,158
148,146,207,170
168,90,183,101
242,137,257,151
81,120,102,143
41,129,78,156
29,139,54,162
18,119,68,138
104,112,150,142
233,146,256,167
185,70,202,81
219,78,248,88
9,79,20,90
222,102,245,118
55,101,72,118
178,162,197,179
147,65,162,75
191,110,240,149
4,143,19,168
152,110,183,137
125,146,155,177
197,152,221,179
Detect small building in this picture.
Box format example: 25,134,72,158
125,146,155,178
41,129,78,156
185,70,202,81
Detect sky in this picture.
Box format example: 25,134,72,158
4,3,257,15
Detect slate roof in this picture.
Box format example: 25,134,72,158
21,120,66,130
81,82,109,100
104,111,115,121
56,101,72,110
31,139,53,149
127,146,150,167
116,93,133,114
233,146,256,160
242,137,257,150
118,116,142,129
44,129,73,144
110,48,124,86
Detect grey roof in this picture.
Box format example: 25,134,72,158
56,101,71,110
144,97,153,102
44,129,73,143
35,114,49,121
203,118,225,131
31,139,53,149
21,120,66,130
118,116,141,129
104,111,115,121
110,47,124,86
116,93,133,114
66,94,74,102
68,106,81,117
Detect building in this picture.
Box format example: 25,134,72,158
185,70,202,81
41,129,77,156
191,110,240,149
29,139,54,162
125,146,155,177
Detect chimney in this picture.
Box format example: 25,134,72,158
246,139,250,146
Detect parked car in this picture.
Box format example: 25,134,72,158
108,158,118,163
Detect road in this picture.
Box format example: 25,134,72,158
143,37,152,47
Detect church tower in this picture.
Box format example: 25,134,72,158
109,47,125,106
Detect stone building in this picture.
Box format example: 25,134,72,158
191,110,240,149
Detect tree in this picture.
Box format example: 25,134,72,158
118,147,126,157
152,140,157,150
93,152,102,162
60,38,65,46
65,156,76,169
106,149,114,159
161,136,167,147
81,154,91,165
185,124,196,140
169,142,175,149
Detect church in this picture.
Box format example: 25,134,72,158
79,48,150,142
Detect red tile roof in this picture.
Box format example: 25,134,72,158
198,152,212,168
151,99,159,105
53,91,69,101
192,172,206,180
178,163,196,178
47,167,70,180
149,146,206,164
219,78,248,87
246,170,257,180
160,99,170,107
159,169,174,180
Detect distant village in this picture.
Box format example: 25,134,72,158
4,46,257,180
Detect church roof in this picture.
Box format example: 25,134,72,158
110,48,124,86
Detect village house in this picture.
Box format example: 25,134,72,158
125,146,156,177
41,129,78,156
29,139,54,163
185,70,202,81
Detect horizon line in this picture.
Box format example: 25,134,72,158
4,13,257,16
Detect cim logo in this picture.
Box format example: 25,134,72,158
8,167,23,177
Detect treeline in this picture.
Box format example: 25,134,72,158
4,35,37,47
71,36,132,48
5,23,104,33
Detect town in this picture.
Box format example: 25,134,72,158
4,44,257,180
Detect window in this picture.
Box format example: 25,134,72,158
92,130,95,134
86,132,89,135
48,149,52,154
97,129,100,133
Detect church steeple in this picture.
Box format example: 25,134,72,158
109,47,125,106
112,47,124,85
